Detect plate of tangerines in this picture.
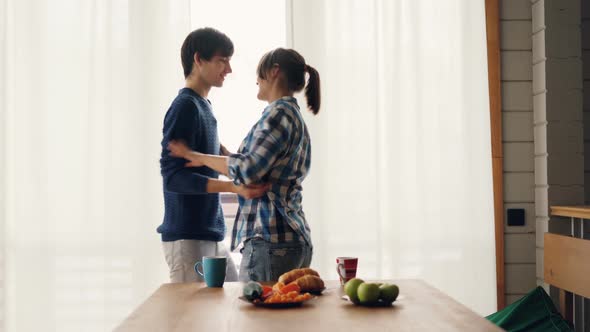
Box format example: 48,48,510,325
239,268,325,308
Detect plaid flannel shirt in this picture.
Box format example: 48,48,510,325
228,96,312,250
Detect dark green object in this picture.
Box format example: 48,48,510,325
486,286,574,331
243,281,263,301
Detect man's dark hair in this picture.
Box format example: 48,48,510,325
181,27,234,78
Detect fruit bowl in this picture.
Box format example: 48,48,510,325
343,279,400,307
341,295,395,307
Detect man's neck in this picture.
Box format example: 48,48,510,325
185,75,211,98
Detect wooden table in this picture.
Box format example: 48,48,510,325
114,280,502,332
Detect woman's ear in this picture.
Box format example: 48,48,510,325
270,65,280,79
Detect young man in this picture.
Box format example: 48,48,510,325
158,28,268,283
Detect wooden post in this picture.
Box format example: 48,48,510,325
484,0,505,310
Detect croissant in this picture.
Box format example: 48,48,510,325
294,275,325,292
278,268,320,285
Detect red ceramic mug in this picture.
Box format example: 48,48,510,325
336,257,358,285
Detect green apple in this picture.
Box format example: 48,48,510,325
379,284,399,304
344,278,364,304
357,283,381,304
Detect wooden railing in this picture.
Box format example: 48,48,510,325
547,206,590,330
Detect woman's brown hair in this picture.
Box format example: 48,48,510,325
257,48,321,115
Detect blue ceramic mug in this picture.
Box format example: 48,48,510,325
194,256,227,287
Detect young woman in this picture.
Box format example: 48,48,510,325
168,48,321,282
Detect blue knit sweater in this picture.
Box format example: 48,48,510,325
157,88,225,242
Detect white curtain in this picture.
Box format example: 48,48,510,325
1,0,190,330
290,0,497,314
1,0,497,330
1,0,6,328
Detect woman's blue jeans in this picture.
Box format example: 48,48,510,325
238,238,313,282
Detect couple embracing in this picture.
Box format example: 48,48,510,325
158,27,321,283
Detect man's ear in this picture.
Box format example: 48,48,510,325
193,53,201,67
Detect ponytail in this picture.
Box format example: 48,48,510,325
304,65,321,115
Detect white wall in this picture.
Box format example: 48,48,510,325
500,0,537,305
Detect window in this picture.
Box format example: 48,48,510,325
190,0,287,263
190,0,287,152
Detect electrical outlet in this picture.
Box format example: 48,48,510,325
506,208,525,226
